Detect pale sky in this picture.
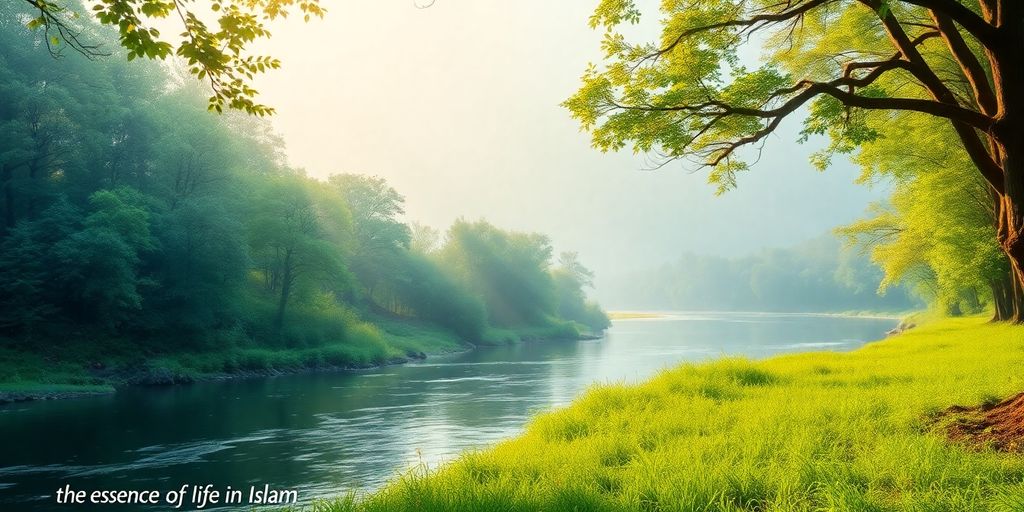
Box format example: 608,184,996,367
244,1,887,288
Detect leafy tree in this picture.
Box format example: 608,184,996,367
566,0,1024,320
328,174,411,308
552,252,610,332
0,197,83,334
22,0,324,115
0,67,79,230
391,252,488,341
146,197,249,337
249,177,345,333
53,187,156,328
440,220,557,328
409,222,441,255
838,113,1009,317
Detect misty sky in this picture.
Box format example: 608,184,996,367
246,2,888,286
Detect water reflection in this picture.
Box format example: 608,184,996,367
0,312,895,510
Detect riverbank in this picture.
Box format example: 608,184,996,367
0,320,601,404
307,316,1024,511
609,310,913,321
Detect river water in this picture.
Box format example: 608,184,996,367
0,312,896,510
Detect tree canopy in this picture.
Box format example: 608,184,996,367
24,0,324,115
0,17,608,379
567,0,1024,320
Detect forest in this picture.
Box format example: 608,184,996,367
601,234,921,313
0,8,608,389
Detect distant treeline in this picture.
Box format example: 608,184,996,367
0,12,607,381
600,235,921,313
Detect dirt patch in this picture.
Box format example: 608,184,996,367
938,392,1024,452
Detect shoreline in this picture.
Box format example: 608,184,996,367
0,333,603,406
609,310,911,321
318,316,1013,511
0,351,437,405
0,311,892,405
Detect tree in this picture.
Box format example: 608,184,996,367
249,177,344,333
408,222,441,255
53,187,156,329
21,0,324,115
328,174,411,308
551,252,610,333
838,110,1011,318
566,0,1024,320
0,197,82,334
147,196,249,336
440,220,557,327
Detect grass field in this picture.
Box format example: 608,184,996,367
300,316,1024,511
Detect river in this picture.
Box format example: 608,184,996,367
0,312,896,510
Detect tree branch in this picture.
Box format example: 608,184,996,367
929,9,998,115
650,0,835,61
895,0,1000,45
22,0,109,59
860,0,1004,192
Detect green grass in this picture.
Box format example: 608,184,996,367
302,316,1024,511
480,321,582,346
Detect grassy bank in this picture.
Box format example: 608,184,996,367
0,316,598,402
305,317,1024,511
0,318,468,401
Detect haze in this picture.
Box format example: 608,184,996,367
248,1,887,292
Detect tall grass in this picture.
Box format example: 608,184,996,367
307,317,1024,511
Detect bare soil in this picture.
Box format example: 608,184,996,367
939,392,1024,452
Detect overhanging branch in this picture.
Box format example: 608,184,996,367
895,0,1000,46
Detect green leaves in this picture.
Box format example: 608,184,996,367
839,112,1004,314
29,0,325,116
565,0,959,197
589,0,641,29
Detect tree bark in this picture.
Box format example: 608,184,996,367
998,135,1024,322
1000,184,1024,324
991,10,1024,321
990,264,1023,322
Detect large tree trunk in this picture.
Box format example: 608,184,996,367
991,269,1020,322
993,10,1024,321
998,132,1024,322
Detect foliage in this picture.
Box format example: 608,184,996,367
565,0,1016,319
440,220,558,328
389,251,488,342
564,0,1002,195
328,174,411,310
0,16,608,380
838,112,1007,316
22,0,325,115
605,234,920,313
552,252,610,332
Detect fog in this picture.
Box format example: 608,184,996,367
248,1,887,290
